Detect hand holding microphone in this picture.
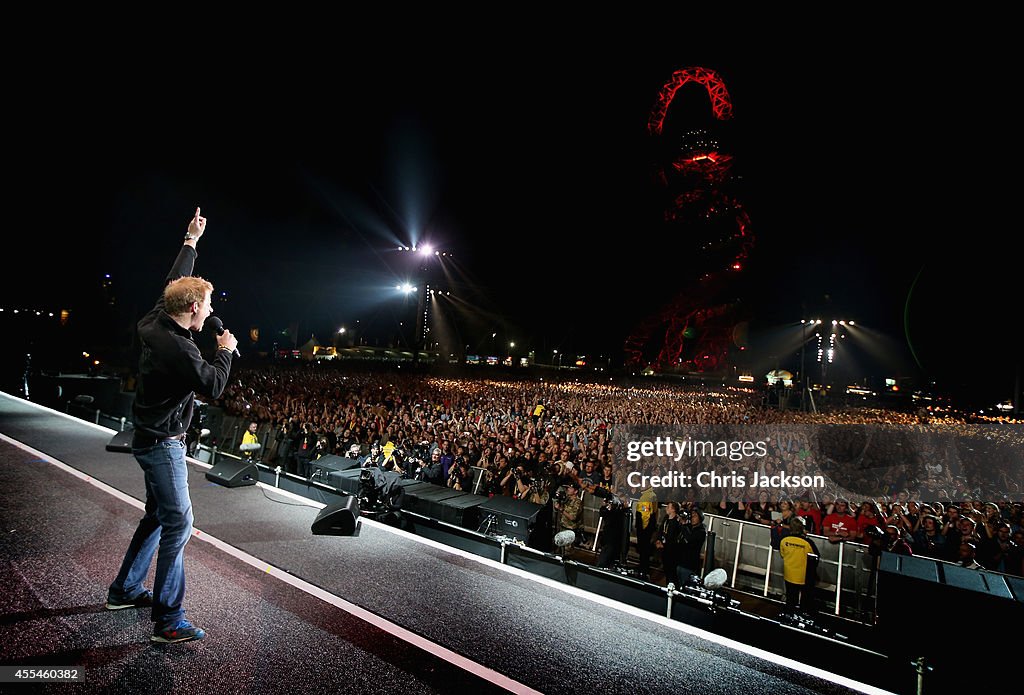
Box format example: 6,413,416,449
207,316,240,357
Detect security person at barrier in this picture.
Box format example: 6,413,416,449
240,421,260,461
776,516,819,614
634,486,659,580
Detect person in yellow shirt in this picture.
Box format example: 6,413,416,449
777,516,819,614
532,401,546,425
240,421,260,461
634,487,659,580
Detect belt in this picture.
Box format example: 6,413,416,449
132,432,187,448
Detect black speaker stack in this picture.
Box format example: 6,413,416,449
308,454,361,481
476,496,544,543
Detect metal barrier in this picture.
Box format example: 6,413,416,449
703,513,874,621
187,436,882,626
73,397,880,626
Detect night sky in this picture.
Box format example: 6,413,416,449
4,41,1018,407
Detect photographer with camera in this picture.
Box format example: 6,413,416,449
527,468,553,506
295,422,317,478
379,441,406,476
554,481,584,548
358,463,406,520
656,501,685,586
597,492,629,569
511,466,532,500
417,448,446,486
275,416,300,475
447,457,472,491
365,441,385,468
676,508,707,587
490,454,515,496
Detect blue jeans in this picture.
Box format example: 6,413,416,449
110,439,194,628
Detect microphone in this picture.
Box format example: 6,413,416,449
554,530,576,548
207,316,241,357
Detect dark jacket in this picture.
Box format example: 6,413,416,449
132,245,232,437
678,520,707,573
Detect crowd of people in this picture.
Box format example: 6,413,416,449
210,362,1023,579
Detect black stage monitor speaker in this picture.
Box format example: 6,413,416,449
310,454,361,478
478,496,543,542
405,485,464,514
877,552,1020,641
205,460,258,487
328,468,364,495
311,497,360,536
106,430,134,453
437,492,489,529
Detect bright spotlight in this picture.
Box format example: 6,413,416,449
420,245,433,256
849,321,855,326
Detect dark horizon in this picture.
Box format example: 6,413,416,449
3,51,1018,409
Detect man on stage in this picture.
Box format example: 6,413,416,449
106,208,238,644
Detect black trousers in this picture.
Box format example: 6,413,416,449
636,524,656,575
785,581,815,612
